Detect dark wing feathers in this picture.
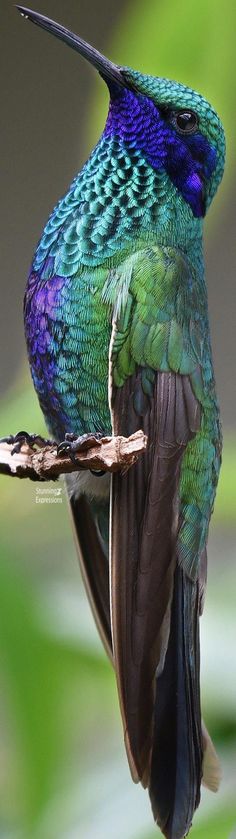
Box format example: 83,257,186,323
110,369,200,794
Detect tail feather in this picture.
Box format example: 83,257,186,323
149,566,202,839
202,720,221,793
68,490,112,660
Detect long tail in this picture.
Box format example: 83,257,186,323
67,478,220,839
149,566,202,839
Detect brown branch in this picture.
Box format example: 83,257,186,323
0,431,147,482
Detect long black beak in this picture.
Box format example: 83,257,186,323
16,6,126,88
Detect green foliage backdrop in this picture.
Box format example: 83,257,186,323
0,1,235,837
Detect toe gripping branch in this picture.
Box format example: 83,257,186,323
0,430,147,481
1,431,56,455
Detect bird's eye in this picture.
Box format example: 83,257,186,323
172,111,198,134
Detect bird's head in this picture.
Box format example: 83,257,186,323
17,6,225,220
119,68,225,218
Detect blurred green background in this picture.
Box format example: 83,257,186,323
0,0,236,837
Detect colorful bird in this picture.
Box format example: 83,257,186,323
15,7,225,837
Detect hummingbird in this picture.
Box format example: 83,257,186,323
15,7,225,838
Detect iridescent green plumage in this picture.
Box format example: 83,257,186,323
110,242,221,583
18,7,225,838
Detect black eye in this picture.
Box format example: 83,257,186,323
173,111,198,134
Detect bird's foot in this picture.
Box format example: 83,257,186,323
57,432,104,470
0,431,56,455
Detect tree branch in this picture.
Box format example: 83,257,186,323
0,431,147,481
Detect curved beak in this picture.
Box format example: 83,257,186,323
16,6,126,88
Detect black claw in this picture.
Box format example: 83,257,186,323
57,442,78,465
57,432,104,467
57,432,103,454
